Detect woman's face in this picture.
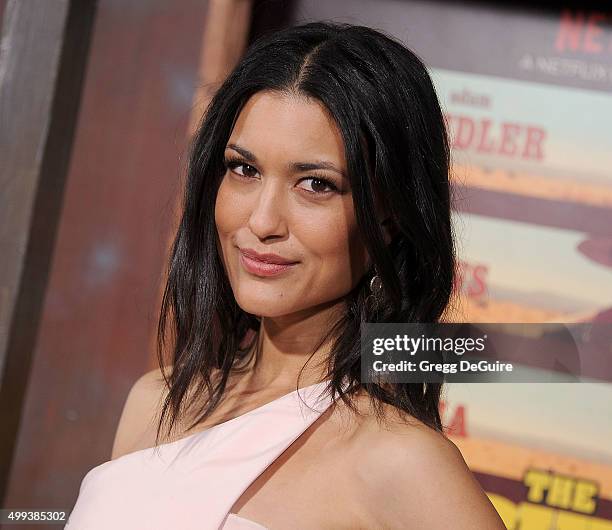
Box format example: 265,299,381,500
215,90,372,318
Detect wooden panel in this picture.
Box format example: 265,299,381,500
0,0,96,505
2,0,209,511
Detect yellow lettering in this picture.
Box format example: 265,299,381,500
557,510,612,530
573,480,598,514
548,475,574,509
487,493,516,529
518,502,554,529
524,469,552,503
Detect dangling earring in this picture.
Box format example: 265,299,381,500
367,265,384,312
369,265,383,297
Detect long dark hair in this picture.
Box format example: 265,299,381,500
155,21,456,446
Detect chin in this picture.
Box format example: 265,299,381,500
234,293,297,319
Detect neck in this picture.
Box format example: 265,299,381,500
243,299,346,390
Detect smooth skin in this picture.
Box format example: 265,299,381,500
215,89,379,392
112,90,506,529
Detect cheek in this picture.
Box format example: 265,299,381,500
215,177,233,235
298,204,369,291
215,176,249,236
215,177,242,272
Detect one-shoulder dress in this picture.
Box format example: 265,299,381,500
65,380,336,530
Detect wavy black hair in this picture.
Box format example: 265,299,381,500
155,21,456,446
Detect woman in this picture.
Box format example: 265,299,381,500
66,21,506,530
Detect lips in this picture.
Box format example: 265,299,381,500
239,247,298,265
238,247,299,277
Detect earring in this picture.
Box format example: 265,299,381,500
367,265,385,314
369,266,383,296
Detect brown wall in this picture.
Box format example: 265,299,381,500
3,0,209,511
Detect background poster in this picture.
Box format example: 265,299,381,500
291,1,612,527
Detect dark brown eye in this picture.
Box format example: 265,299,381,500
238,164,258,178
225,158,259,179
298,177,338,195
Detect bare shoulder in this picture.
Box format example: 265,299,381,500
347,397,505,529
110,365,174,460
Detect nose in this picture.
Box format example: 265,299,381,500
247,177,288,240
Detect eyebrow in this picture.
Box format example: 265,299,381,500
226,143,346,177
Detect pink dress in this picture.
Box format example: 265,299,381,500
65,380,336,530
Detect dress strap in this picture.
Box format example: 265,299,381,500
211,381,336,528
66,379,340,530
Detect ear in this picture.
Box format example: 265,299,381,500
379,216,399,247
373,192,398,246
